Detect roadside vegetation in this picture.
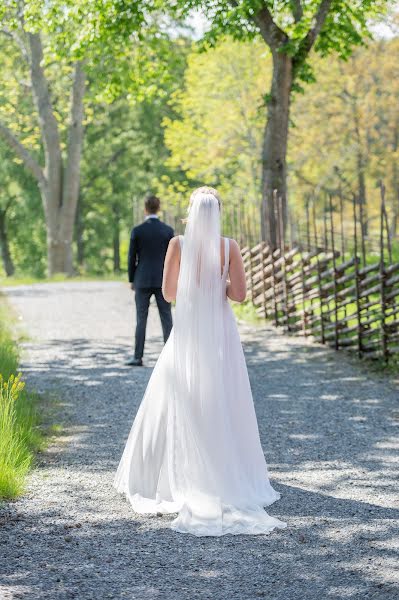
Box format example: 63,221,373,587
0,295,48,499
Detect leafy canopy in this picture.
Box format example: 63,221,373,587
160,1,389,85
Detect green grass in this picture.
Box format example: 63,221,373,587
0,271,127,288
0,296,49,500
232,300,262,324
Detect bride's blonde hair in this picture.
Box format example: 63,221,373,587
181,186,221,223
189,186,221,208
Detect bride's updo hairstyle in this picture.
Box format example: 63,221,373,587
189,186,221,209
182,186,221,224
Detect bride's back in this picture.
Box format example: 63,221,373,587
162,187,246,304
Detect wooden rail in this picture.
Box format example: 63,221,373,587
242,241,399,361
241,182,399,361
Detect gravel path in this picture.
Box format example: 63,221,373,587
1,281,398,600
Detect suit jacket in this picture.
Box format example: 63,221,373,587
128,217,174,288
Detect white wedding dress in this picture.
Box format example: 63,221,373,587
114,192,286,537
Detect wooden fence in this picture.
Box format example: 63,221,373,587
242,189,399,361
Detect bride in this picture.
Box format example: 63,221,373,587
114,186,287,537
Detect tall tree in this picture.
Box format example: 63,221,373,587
0,8,86,275
163,0,388,246
0,0,153,275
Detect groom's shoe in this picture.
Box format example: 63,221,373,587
126,357,143,367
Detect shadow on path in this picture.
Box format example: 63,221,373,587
1,283,398,599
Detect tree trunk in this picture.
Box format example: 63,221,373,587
0,34,85,276
261,51,292,247
44,185,79,277
26,35,85,276
254,0,332,247
0,211,15,276
113,217,121,273
58,61,86,276
46,226,70,275
75,194,85,267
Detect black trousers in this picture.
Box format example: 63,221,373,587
134,287,173,360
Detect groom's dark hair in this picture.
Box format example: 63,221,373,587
145,195,160,214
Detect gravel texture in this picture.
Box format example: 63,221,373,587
1,281,398,600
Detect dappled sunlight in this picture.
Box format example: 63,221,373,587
1,281,398,598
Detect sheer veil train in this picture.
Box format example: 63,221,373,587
114,188,287,537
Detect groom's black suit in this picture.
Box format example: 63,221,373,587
128,216,174,360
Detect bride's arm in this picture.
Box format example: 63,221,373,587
226,239,247,303
162,236,181,303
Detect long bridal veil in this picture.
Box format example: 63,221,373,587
170,192,230,529
168,190,286,535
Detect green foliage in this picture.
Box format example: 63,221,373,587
77,38,189,274
232,300,262,324
0,2,395,276
161,34,399,244
161,37,268,235
0,298,46,499
161,0,389,85
0,299,19,379
0,373,30,498
0,140,46,278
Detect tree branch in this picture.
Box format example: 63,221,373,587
28,32,62,194
3,195,17,216
0,121,46,189
28,33,61,164
296,0,333,59
61,60,86,229
0,27,29,63
291,0,303,23
253,2,288,49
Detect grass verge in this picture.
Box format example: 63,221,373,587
0,272,126,287
232,300,263,325
0,295,49,500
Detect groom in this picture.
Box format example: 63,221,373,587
126,195,174,366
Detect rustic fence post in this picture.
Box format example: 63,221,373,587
305,196,311,251
383,202,392,265
300,254,308,336
278,194,290,330
260,241,268,320
359,194,367,267
313,202,325,344
352,194,363,358
323,198,328,252
339,186,345,259
329,194,339,350
379,182,388,361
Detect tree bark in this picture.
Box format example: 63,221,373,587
59,61,86,275
75,194,85,267
113,217,121,273
261,51,293,247
0,210,15,277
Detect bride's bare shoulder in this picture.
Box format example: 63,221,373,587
166,236,181,258
226,238,241,254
